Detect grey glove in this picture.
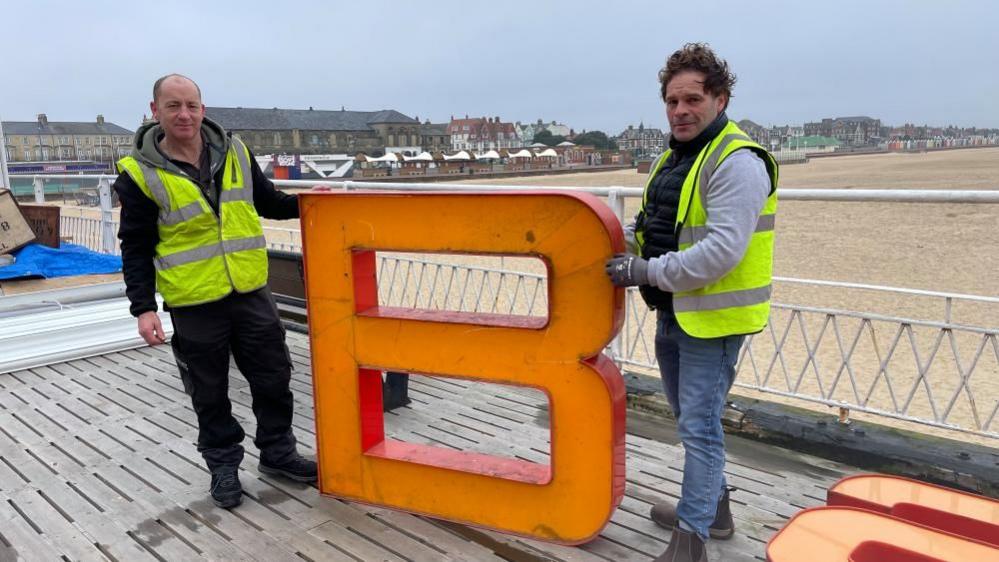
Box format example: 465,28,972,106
604,253,649,287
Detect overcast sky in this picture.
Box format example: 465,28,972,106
2,0,997,134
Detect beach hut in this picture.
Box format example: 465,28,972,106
439,150,472,174
400,152,434,176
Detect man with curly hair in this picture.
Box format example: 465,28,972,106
606,44,778,562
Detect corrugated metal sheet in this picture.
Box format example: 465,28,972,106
0,293,172,374
0,281,126,316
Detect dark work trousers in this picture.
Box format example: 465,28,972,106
169,286,298,472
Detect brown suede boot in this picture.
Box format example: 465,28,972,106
654,527,708,562
649,486,735,539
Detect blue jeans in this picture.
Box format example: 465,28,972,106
655,312,744,542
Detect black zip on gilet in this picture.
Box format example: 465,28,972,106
636,114,729,313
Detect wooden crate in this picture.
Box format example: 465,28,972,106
0,189,37,254
17,204,61,248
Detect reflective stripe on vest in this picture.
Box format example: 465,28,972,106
678,214,776,246
154,234,267,271
220,140,255,204
673,284,772,313
117,136,268,307
695,132,752,209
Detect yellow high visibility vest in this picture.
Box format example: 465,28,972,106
638,121,779,338
117,137,268,307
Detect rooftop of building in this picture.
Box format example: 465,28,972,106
205,106,418,132
447,116,517,136
2,114,133,136
419,122,449,135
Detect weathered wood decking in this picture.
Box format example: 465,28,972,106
0,332,853,561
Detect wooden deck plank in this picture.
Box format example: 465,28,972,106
0,490,80,562
0,329,865,561
452,526,609,562
5,486,108,562
386,409,549,463
302,500,455,562
111,440,347,562
2,446,206,561
58,461,231,561
363,507,508,561
208,493,356,562
626,448,821,517
95,461,302,561
76,413,466,562
617,493,772,548
307,519,409,561
237,475,330,531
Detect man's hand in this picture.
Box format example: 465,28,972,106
137,311,167,345
604,253,650,287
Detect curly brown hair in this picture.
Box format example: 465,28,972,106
658,43,736,104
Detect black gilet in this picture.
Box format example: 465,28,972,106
636,114,729,312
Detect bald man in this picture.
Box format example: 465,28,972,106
114,74,316,508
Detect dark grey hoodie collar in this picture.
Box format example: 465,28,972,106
130,116,230,178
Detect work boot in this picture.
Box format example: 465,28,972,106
259,453,318,483
654,527,708,562
210,467,243,509
650,486,735,539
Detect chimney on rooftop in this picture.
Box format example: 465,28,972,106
37,114,48,126
97,114,105,125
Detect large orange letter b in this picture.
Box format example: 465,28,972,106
299,191,626,544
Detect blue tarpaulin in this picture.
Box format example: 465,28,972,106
0,243,122,280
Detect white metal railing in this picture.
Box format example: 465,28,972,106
28,174,119,254
356,253,999,439
42,174,999,439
